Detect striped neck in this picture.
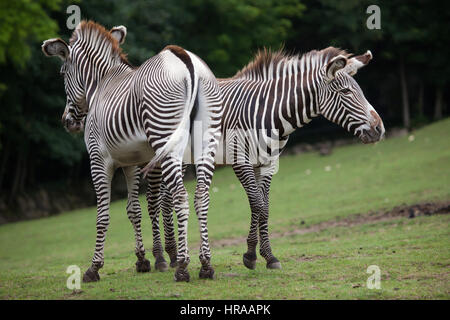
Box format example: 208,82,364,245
284,52,322,135
83,56,129,107
227,50,327,137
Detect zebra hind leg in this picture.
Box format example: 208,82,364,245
192,77,222,279
195,181,215,279
161,183,178,268
195,167,215,279
158,163,189,268
161,157,191,282
146,167,169,272
255,166,281,269
232,163,261,270
259,198,281,270
122,166,151,273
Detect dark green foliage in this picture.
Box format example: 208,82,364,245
287,0,449,129
77,0,304,76
166,0,305,77
0,0,85,197
0,0,61,67
0,0,447,210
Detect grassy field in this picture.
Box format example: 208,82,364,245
0,119,449,300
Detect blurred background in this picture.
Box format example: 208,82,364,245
0,0,448,223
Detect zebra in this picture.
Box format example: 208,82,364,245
150,47,385,271
42,20,222,282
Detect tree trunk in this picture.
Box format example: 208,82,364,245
9,147,28,203
19,155,27,193
418,81,424,116
400,60,410,129
434,86,443,120
9,149,24,203
0,138,11,191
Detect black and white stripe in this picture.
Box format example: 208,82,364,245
43,21,222,282
153,47,384,271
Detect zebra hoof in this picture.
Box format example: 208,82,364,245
174,268,190,282
266,257,282,269
155,260,169,272
136,258,151,272
83,267,100,282
169,258,178,268
199,266,215,279
243,253,257,270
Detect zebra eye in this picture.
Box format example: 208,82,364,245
340,88,351,95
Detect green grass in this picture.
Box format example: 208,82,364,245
0,119,449,299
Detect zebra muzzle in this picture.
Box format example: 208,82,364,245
63,116,83,133
361,111,385,144
361,126,383,144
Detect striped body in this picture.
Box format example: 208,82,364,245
43,21,222,282
153,47,384,271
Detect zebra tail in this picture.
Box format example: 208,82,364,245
141,74,198,177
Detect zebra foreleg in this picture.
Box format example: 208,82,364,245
232,163,262,270
83,159,114,283
146,167,169,272
255,165,281,269
161,157,191,282
123,166,150,273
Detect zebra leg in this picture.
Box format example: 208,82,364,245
158,163,188,268
146,167,169,272
232,163,263,270
191,77,222,279
255,165,281,269
83,160,114,283
160,182,177,268
195,165,215,279
161,157,191,282
122,166,150,273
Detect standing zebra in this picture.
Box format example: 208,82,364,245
152,47,385,271
42,21,222,282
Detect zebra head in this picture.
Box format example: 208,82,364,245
42,25,127,133
319,50,385,144
42,37,86,133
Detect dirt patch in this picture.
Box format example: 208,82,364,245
296,254,329,262
211,201,450,248
399,271,450,281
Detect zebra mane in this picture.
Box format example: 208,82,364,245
69,20,130,66
232,46,351,80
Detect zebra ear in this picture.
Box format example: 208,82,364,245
42,38,69,61
110,25,127,45
326,55,347,80
344,50,373,76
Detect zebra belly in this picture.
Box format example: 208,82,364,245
109,138,155,167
